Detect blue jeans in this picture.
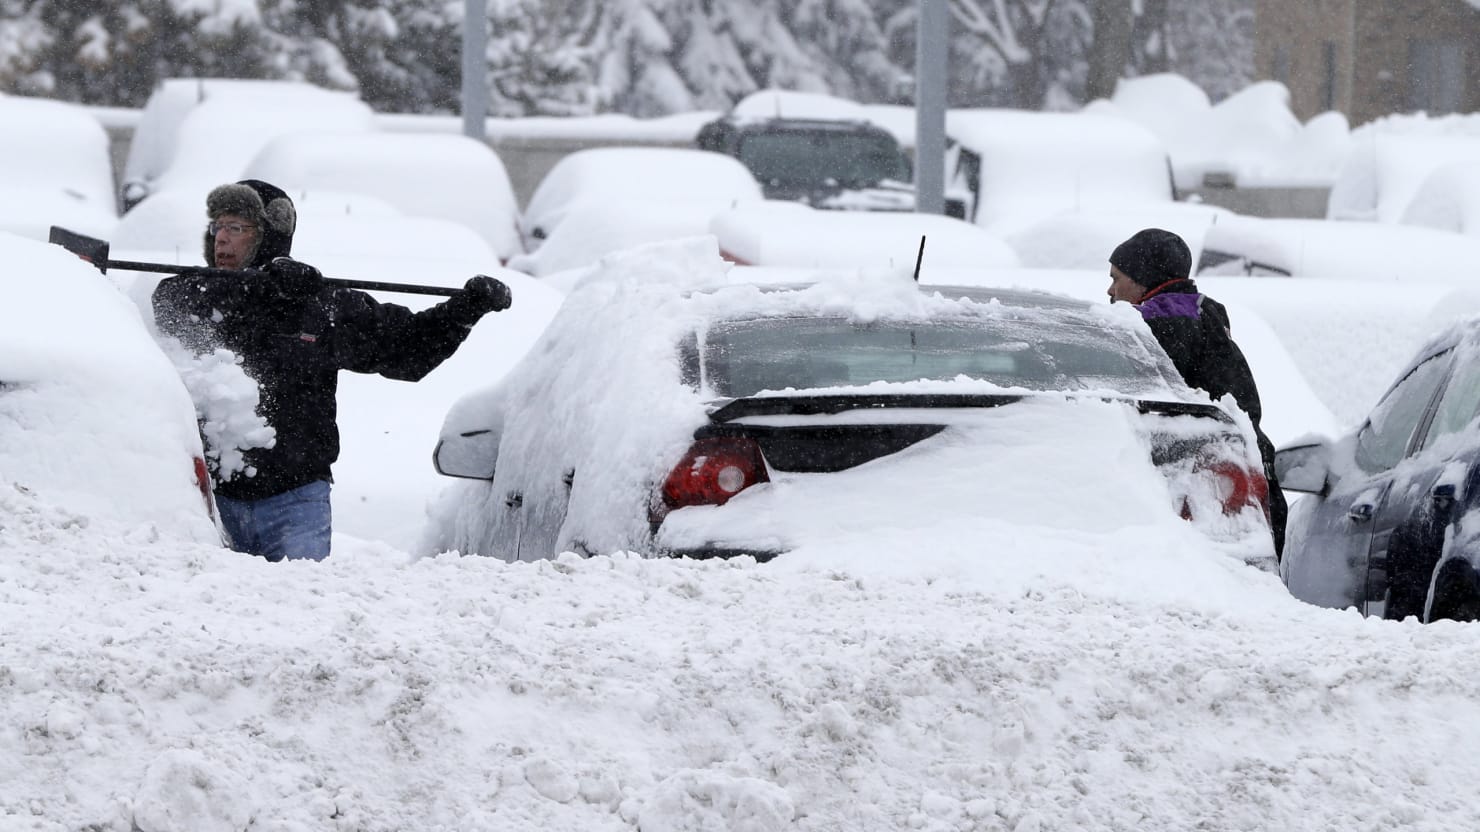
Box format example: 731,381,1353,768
215,480,333,562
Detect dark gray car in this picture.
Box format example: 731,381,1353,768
1277,321,1480,621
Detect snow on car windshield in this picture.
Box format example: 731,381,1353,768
697,312,1170,398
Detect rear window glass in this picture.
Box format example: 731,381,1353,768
737,131,909,188
698,316,1172,398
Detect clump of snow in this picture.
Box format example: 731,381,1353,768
132,748,255,832
729,88,870,122
156,340,274,483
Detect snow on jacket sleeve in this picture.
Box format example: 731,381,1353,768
328,288,481,381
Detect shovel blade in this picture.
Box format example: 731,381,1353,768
49,226,111,273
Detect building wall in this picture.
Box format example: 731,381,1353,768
1352,0,1480,124
1254,0,1356,121
1257,0,1480,126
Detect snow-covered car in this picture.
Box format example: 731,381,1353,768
242,131,523,262
1195,215,1480,281
710,200,1020,270
1,232,219,542
121,79,375,212
946,109,1175,236
519,147,764,253
507,197,722,279
0,94,118,242
1399,160,1480,238
1277,317,1480,622
696,114,915,211
1004,202,1232,272
424,239,1276,567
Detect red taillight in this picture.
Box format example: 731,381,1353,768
1189,460,1269,519
651,437,769,523
192,455,216,519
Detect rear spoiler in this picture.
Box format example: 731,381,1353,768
709,393,1233,424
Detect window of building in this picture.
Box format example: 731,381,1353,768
1409,39,1466,114
1322,42,1338,111
1273,45,1292,86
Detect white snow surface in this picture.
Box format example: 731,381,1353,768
16,95,1480,831
1095,76,1352,189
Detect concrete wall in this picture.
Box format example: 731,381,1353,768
1183,185,1333,219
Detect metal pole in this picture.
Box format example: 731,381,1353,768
915,0,948,215
462,0,488,141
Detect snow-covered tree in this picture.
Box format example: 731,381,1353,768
0,0,1253,116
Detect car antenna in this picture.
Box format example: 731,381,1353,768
912,235,926,282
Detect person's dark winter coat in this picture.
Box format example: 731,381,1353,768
1109,228,1287,557
153,179,506,502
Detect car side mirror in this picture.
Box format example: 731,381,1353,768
1274,441,1331,495
433,428,499,480
120,180,150,213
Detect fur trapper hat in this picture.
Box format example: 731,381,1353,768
203,179,297,269
1109,227,1192,288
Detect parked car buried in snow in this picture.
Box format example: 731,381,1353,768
696,115,915,211
2,233,220,542
1277,318,1480,622
423,240,1276,567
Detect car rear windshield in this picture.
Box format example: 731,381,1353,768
698,316,1173,398
737,131,909,189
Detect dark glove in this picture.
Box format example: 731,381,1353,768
448,274,512,323
265,257,325,299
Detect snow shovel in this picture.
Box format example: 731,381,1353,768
49,226,464,297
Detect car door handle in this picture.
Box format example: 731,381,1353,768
505,491,523,509
1433,483,1458,505
1347,503,1374,523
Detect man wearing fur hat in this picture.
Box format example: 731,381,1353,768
1107,227,1287,558
152,179,511,561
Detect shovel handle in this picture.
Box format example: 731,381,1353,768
103,258,461,297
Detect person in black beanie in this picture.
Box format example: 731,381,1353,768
1107,227,1287,559
153,178,512,562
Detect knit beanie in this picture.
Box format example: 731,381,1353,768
203,179,297,269
1109,228,1192,288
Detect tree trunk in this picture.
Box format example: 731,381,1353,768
1134,0,1171,74
1086,0,1134,101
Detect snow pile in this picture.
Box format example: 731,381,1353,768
1092,75,1352,190
11,503,1480,830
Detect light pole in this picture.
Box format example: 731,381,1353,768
915,0,948,214
462,0,488,141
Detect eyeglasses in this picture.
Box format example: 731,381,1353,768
207,221,257,237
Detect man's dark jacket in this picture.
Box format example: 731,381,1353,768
153,258,480,502
1136,278,1288,555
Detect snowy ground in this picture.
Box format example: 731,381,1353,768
8,492,1480,831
